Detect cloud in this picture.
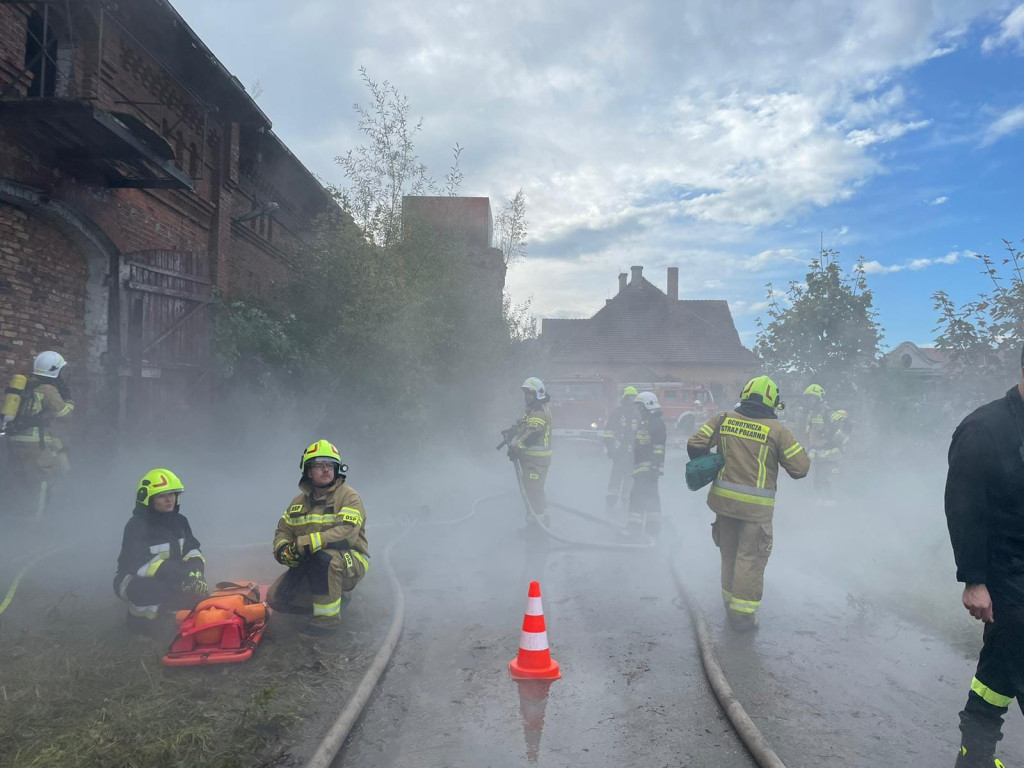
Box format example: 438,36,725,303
980,105,1024,146
861,250,965,274
928,195,949,205
982,4,1024,52
845,120,932,147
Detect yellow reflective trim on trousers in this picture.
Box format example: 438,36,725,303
310,532,322,552
783,442,804,459
756,443,768,489
729,597,760,614
313,597,342,617
971,677,1014,708
352,551,369,572
710,485,776,507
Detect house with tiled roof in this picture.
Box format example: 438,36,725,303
540,265,759,397
884,341,948,379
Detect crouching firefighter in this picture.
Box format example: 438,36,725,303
3,351,74,518
502,377,552,528
113,469,208,632
687,376,809,631
627,391,666,536
269,440,369,637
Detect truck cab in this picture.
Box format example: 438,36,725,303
545,375,617,444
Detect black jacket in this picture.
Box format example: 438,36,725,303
945,385,1024,605
604,401,638,453
114,504,204,592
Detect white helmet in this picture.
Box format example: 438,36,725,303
521,377,547,400
33,351,67,378
636,391,660,412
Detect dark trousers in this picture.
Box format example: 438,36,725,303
115,561,195,620
606,449,633,505
627,473,661,534
958,604,1024,762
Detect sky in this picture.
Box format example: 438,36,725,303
170,0,1024,349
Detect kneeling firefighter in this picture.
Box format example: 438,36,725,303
269,440,369,637
3,351,75,518
113,469,209,632
687,376,810,630
627,391,666,535
502,377,552,528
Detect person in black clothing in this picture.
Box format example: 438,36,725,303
603,385,639,513
627,391,666,536
945,346,1024,767
113,468,208,632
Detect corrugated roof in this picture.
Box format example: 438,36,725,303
543,276,757,365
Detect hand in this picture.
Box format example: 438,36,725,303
963,584,994,623
182,570,208,597
276,542,301,567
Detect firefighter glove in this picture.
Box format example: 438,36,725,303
182,570,208,596
275,541,301,567
296,533,323,557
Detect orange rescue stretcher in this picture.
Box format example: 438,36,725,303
162,582,270,667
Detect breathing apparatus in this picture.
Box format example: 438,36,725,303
1,374,27,435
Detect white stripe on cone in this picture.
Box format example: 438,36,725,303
525,596,544,616
519,630,551,652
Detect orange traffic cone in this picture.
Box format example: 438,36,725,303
509,580,561,680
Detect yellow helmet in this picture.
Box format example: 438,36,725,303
621,385,638,398
740,375,783,410
300,439,343,470
136,468,184,506
803,384,825,399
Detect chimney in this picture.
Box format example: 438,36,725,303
618,272,627,293
667,267,679,301
630,265,643,285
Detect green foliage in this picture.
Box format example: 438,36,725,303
211,291,297,379
932,241,1024,403
755,249,883,398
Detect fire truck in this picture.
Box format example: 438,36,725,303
621,382,718,435
545,375,617,444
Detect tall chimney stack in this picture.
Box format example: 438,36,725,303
618,272,627,293
667,267,679,301
630,265,643,285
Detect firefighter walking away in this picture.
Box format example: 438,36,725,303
687,375,809,631
627,391,665,536
801,383,849,506
604,385,638,513
501,377,552,528
2,351,74,518
269,440,369,637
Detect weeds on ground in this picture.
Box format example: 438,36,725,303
0,592,372,768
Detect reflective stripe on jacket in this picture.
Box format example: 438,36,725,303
688,409,810,522
634,412,666,476
273,477,370,567
513,402,552,466
7,382,73,443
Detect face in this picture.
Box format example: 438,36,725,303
307,461,337,487
150,492,178,513
523,389,535,406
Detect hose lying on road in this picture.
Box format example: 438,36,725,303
670,555,788,768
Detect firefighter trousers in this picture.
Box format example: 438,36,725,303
8,439,67,518
518,460,549,526
957,604,1024,763
267,549,367,625
627,473,661,534
114,561,197,620
606,449,633,508
711,515,774,616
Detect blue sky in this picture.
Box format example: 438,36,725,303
171,0,1024,349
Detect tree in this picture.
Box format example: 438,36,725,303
755,249,883,399
494,189,528,266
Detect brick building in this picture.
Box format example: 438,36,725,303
0,0,331,434
540,265,759,398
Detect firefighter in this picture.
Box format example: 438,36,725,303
505,377,552,527
603,385,639,513
268,439,369,637
945,347,1024,768
627,391,666,536
687,376,810,631
113,469,208,633
4,351,74,518
801,384,848,506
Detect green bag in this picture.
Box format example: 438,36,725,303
685,453,725,491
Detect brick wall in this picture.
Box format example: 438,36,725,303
0,200,87,383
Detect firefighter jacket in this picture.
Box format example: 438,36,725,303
8,379,74,446
804,402,848,461
113,503,205,597
511,402,552,467
634,411,666,477
604,401,638,455
688,401,810,523
945,385,1024,607
273,476,369,572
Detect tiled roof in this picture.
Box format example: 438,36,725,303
543,276,758,365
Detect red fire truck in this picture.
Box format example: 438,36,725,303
545,375,618,443
621,382,718,435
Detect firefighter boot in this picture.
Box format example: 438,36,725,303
302,614,341,637
954,746,1006,768
727,610,759,632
